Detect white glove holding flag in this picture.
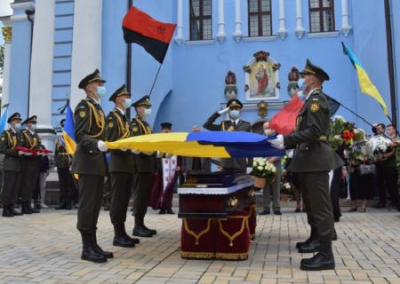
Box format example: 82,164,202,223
269,134,285,149
131,149,141,154
218,107,230,115
97,140,108,152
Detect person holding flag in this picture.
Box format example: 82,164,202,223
1,112,23,217
105,85,139,248
71,69,112,263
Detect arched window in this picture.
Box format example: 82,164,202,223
190,0,212,40
309,0,335,33
248,0,272,37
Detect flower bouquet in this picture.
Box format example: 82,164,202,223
329,116,365,150
368,135,393,158
250,157,277,189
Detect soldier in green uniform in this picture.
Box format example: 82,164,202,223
20,115,41,214
131,95,157,238
1,113,23,217
203,99,251,172
55,119,74,210
270,59,343,270
71,69,113,263
106,84,140,247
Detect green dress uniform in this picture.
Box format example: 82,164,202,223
283,59,343,271
131,95,157,238
203,99,251,172
0,113,23,217
19,116,41,214
54,137,74,209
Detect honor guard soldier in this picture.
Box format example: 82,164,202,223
1,113,23,217
270,59,343,270
203,99,251,172
55,119,74,210
131,95,157,238
106,85,140,247
71,69,113,263
19,115,41,214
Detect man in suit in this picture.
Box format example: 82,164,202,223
106,85,140,247
203,99,251,172
19,115,41,214
71,69,113,263
270,59,343,270
0,113,23,217
131,95,157,238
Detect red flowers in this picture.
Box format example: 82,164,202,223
343,130,354,141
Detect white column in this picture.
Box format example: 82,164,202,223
278,0,287,39
295,0,305,39
70,0,103,109
341,0,352,36
1,22,12,107
233,0,242,42
175,0,183,44
29,0,55,128
216,0,225,43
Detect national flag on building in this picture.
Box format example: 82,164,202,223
122,6,176,63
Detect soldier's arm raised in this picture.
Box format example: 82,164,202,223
203,112,223,131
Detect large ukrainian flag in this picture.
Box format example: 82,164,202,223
62,103,76,155
342,42,388,115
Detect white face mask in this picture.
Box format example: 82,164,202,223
31,124,37,131
96,86,106,98
15,123,21,129
144,108,152,117
123,98,132,109
229,110,240,120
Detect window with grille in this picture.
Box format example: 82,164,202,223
190,0,212,40
248,0,272,37
309,0,335,33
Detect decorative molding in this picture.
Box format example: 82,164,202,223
278,0,287,40
2,26,12,43
341,0,352,36
233,0,242,42
10,14,29,22
185,39,215,46
242,36,277,43
174,0,184,45
307,31,340,39
10,1,35,11
295,0,306,39
216,0,226,43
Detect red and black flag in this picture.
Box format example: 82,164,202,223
122,6,176,64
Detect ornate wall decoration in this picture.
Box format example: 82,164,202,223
243,51,280,101
287,67,300,97
2,26,12,43
224,71,238,101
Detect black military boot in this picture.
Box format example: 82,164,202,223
10,204,22,216
91,231,114,258
298,239,320,253
296,226,317,249
26,201,40,213
21,202,32,214
2,204,14,217
56,198,67,210
300,241,335,271
113,224,135,248
80,232,107,263
133,216,153,238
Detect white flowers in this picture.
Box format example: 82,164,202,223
251,157,277,178
368,135,391,154
333,115,346,123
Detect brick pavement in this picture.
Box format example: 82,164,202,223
1,207,400,284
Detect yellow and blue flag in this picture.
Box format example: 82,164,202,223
62,103,76,155
0,104,9,133
342,42,388,115
105,131,285,158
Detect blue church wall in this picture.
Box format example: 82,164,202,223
392,0,400,122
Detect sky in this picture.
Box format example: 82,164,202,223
0,0,13,45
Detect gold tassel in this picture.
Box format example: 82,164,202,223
215,252,249,260
181,251,215,259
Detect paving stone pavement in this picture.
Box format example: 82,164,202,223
1,206,400,284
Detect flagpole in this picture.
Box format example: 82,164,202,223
126,0,133,119
149,63,163,97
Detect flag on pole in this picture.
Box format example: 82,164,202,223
0,104,9,133
62,103,76,155
122,6,176,63
269,95,304,135
342,42,388,115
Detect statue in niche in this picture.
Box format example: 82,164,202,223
287,67,300,97
224,71,238,101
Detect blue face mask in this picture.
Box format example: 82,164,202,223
229,110,240,119
96,86,106,98
31,124,37,131
144,108,152,117
298,78,307,91
15,123,21,129
123,98,132,109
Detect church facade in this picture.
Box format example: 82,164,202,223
1,0,399,133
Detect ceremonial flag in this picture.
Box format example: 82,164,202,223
122,6,176,63
342,42,388,115
62,103,76,155
0,104,9,133
269,95,304,135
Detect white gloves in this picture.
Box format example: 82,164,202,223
24,152,33,156
120,147,128,151
269,134,285,149
97,140,108,152
246,167,252,174
143,151,154,156
218,107,230,115
131,149,141,154
156,151,164,158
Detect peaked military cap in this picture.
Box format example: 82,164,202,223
78,69,106,89
22,115,37,125
109,84,130,102
227,98,243,109
7,112,22,124
299,59,330,82
132,95,151,108
161,122,172,129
